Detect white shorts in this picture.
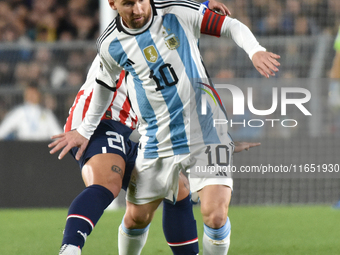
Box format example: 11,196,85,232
188,142,234,202
127,140,234,205
126,152,195,205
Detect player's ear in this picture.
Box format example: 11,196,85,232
108,0,117,10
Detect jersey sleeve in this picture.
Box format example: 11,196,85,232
76,83,114,139
76,54,116,139
220,16,266,60
199,8,266,60
96,44,124,91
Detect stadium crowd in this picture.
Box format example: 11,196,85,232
0,0,99,43
0,0,339,43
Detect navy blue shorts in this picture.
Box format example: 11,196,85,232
70,119,138,191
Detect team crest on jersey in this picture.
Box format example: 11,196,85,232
143,45,158,63
164,33,180,50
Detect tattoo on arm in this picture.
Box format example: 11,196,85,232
184,180,190,191
111,165,123,178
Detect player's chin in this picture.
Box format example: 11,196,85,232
131,18,147,28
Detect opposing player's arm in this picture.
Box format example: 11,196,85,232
70,52,123,159
233,141,261,153
49,130,89,160
49,54,119,160
49,82,114,160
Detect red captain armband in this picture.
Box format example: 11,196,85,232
200,8,226,37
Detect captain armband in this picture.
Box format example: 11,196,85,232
200,8,226,37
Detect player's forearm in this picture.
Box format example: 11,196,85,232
77,83,114,139
221,17,266,60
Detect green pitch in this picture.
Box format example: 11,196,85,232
1,205,339,254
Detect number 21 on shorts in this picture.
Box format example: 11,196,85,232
102,131,126,154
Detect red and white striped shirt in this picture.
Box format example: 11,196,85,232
64,55,137,132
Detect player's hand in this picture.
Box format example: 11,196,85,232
208,0,231,16
48,130,89,160
252,51,280,78
234,141,261,153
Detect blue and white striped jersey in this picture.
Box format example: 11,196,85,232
93,0,265,158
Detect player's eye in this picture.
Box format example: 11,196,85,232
123,1,134,6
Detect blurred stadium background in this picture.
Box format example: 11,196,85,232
0,0,340,208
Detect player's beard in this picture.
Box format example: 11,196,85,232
130,16,147,28
128,7,151,29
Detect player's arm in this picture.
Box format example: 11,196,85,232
233,141,260,153
49,130,89,159
221,17,280,78
49,82,114,160
49,55,118,160
251,51,280,78
199,9,280,78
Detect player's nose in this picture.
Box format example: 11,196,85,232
132,2,143,15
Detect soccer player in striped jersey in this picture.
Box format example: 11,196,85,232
70,0,279,254
50,0,273,254
93,1,278,254
50,54,259,254
49,3,235,255
51,54,201,255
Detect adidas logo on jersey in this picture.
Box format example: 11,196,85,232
215,170,228,177
126,58,135,66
